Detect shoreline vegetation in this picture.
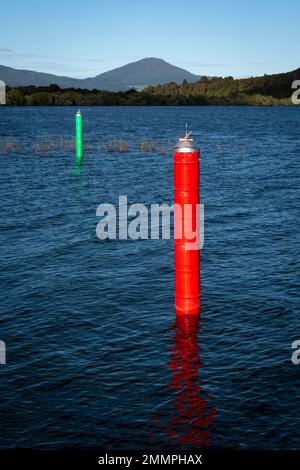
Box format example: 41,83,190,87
0,136,248,157
4,67,300,106
0,136,175,155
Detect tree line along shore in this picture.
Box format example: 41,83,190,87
4,68,300,106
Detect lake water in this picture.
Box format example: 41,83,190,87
0,106,299,450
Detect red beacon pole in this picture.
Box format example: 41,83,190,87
174,126,200,316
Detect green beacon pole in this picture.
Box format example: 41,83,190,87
75,109,83,164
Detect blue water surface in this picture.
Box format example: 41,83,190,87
0,106,299,449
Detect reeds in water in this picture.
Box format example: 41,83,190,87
0,137,21,153
0,136,174,156
106,139,129,153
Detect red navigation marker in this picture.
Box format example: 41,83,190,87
174,126,200,316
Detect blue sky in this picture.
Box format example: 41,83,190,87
0,0,299,78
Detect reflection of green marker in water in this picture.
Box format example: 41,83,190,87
75,109,83,164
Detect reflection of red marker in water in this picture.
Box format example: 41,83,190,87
150,315,216,447
174,125,200,316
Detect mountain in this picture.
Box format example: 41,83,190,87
0,58,200,91
0,65,82,89
78,58,200,90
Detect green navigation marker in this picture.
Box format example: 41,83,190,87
75,110,83,164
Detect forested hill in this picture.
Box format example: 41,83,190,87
5,68,300,106
145,67,300,104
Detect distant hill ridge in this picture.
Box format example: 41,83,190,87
146,67,300,100
0,57,200,91
5,66,299,105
